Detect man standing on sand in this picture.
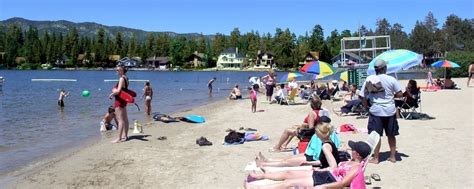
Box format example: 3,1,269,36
468,63,474,87
360,59,403,164
208,77,217,95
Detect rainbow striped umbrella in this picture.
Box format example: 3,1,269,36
279,72,303,82
340,71,348,82
300,61,336,79
431,60,460,68
431,60,460,78
367,49,422,75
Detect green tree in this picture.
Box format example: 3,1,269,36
145,33,155,57
127,34,138,58
309,25,324,51
5,24,23,67
390,23,409,49
211,33,227,58
155,34,171,57
196,34,207,53
114,32,124,56
65,27,79,64
424,11,439,33
94,28,107,64
272,28,295,68
229,28,241,49
169,36,186,67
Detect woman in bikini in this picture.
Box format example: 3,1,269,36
245,140,371,189
109,65,130,143
271,95,327,152
143,81,153,115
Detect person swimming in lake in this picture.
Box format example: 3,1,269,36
100,106,118,132
58,89,69,107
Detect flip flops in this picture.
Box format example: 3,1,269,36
371,173,381,181
365,176,372,185
157,136,167,140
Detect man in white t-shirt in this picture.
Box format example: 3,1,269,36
274,83,289,104
359,59,403,164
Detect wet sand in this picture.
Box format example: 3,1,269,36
3,78,473,188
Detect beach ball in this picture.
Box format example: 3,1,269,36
82,90,90,97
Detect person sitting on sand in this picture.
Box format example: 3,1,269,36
333,84,362,116
443,76,457,89
271,95,328,152
229,84,242,100
257,120,340,168
100,106,118,132
435,77,444,87
273,83,288,104
245,140,371,189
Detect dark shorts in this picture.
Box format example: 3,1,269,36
470,73,474,78
235,95,242,99
304,154,314,162
58,100,64,107
312,171,336,186
208,85,212,91
265,84,274,97
368,113,399,137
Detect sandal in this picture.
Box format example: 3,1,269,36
157,136,167,140
365,176,372,185
371,173,381,181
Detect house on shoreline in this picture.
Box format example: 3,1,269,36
185,51,207,68
299,51,319,67
253,50,274,70
146,56,170,70
216,47,245,69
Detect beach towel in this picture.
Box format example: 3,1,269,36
244,133,269,141
244,161,312,172
305,132,341,161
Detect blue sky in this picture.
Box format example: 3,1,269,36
1,0,472,36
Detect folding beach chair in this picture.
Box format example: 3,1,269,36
399,90,422,120
287,88,298,104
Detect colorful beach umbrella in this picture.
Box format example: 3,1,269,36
340,71,348,82
279,72,303,82
367,49,422,75
300,61,336,79
431,60,460,78
431,60,460,68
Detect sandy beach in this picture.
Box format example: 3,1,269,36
3,78,473,189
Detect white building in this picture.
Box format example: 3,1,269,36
217,47,245,69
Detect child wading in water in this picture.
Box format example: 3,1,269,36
249,87,257,113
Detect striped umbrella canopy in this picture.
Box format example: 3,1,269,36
367,49,422,75
340,71,348,82
300,61,336,79
279,72,303,82
431,60,460,68
431,60,460,78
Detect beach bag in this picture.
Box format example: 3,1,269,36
224,131,245,143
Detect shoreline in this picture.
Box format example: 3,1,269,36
3,78,473,188
0,98,233,188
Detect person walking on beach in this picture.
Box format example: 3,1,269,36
360,59,403,164
143,81,153,115
208,77,217,95
468,63,474,87
58,89,69,107
109,65,130,143
261,70,276,102
248,87,257,113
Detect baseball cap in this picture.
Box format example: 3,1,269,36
348,140,371,159
374,59,387,68
319,116,331,123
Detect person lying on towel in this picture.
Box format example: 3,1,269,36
257,120,340,168
245,140,371,189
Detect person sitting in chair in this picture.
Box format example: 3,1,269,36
395,80,420,118
334,84,362,116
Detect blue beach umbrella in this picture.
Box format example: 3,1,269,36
367,49,422,75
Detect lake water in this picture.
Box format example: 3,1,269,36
0,70,271,175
